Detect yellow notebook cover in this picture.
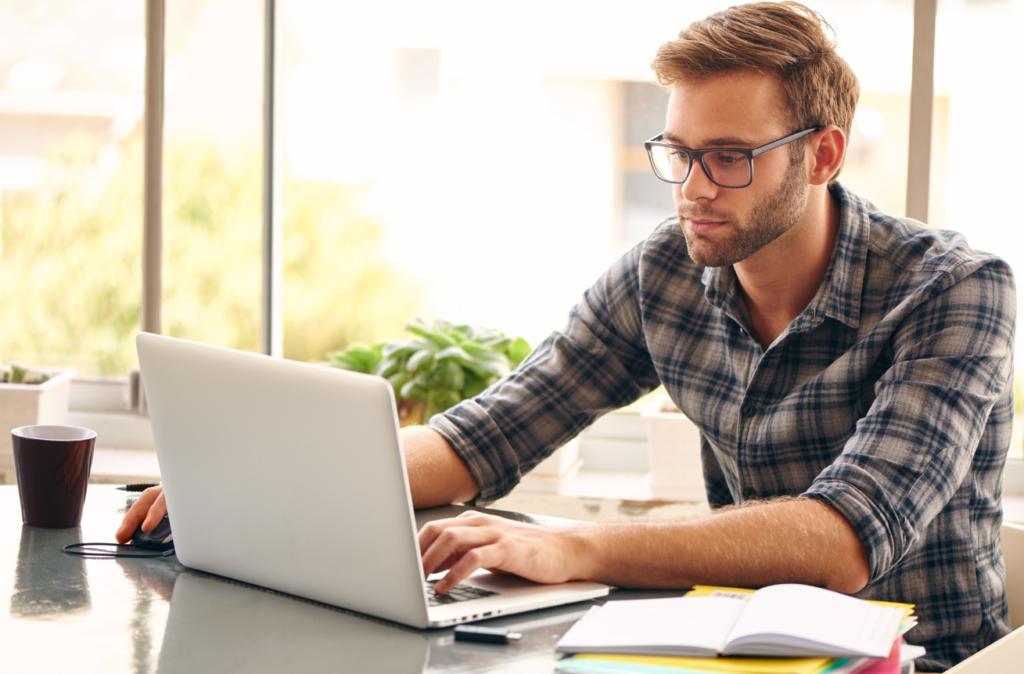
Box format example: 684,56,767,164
574,653,832,674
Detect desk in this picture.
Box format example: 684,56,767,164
1,485,672,673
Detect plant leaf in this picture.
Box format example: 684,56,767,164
435,345,471,362
507,337,532,367
382,339,426,359
479,334,512,350
407,347,437,374
388,372,410,395
374,359,402,379
433,359,464,392
462,350,510,379
327,343,383,373
404,316,432,334
400,379,428,402
432,318,456,334
462,372,491,398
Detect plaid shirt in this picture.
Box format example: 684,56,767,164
428,182,1016,671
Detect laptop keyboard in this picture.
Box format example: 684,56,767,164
426,579,500,607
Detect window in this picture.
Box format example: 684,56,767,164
0,0,144,375
161,0,264,353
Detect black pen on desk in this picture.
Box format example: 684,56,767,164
453,625,523,644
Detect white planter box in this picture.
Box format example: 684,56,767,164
641,396,707,504
0,368,76,484
515,438,583,493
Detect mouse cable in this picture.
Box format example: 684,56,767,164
62,543,175,558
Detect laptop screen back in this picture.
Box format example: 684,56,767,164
137,333,430,628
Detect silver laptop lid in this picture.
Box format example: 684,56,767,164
137,333,430,628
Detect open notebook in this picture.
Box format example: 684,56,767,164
556,584,914,660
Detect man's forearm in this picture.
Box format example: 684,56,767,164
566,498,870,593
402,426,480,509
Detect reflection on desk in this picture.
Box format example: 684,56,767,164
3,485,670,674
12,525,91,619
159,572,430,672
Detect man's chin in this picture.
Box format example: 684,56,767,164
683,232,739,268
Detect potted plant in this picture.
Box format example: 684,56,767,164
0,363,76,484
328,318,532,427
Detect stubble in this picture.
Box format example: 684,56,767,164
679,156,809,268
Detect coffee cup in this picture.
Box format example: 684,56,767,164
12,425,96,528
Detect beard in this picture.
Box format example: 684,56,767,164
678,156,809,268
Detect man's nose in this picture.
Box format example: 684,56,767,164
679,159,719,202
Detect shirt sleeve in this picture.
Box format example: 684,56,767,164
804,258,1016,582
427,241,662,503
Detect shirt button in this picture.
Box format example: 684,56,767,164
741,403,757,418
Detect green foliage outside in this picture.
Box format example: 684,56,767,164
329,318,532,426
0,135,142,375
0,133,418,374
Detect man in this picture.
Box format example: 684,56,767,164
119,2,1015,670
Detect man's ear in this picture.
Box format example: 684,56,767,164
807,125,846,186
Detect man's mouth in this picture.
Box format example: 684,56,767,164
683,218,726,234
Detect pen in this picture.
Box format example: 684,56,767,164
453,625,523,644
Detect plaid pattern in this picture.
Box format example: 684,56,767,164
428,183,1015,671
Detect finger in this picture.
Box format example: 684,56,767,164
418,520,450,555
115,485,163,543
434,546,502,594
430,551,463,575
418,514,491,554
422,526,499,577
141,490,168,532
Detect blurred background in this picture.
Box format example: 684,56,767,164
0,0,1020,453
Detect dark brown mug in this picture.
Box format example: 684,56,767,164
12,425,97,528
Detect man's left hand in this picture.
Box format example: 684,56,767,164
418,511,585,593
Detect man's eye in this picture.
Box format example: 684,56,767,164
708,152,745,167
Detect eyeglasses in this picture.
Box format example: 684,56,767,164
644,126,823,188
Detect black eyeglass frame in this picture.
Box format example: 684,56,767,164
644,126,824,188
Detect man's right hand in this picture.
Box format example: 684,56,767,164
115,485,167,544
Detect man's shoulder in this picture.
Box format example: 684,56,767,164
832,184,1014,321
861,206,1005,280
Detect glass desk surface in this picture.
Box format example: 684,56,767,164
1,484,680,673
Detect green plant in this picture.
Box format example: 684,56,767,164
0,363,50,385
329,318,532,426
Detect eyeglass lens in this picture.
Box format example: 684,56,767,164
649,146,751,187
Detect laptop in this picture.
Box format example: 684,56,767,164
136,333,609,628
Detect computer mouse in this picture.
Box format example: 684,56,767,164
132,514,174,552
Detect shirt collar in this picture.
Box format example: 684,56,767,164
700,181,869,332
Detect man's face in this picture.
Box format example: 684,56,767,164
665,71,810,268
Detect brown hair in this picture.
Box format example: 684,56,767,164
651,1,859,182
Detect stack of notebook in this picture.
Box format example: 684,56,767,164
554,584,923,674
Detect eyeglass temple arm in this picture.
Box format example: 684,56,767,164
749,126,824,158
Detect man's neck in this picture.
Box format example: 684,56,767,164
733,185,841,350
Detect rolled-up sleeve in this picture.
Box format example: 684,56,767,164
428,242,661,503
805,259,1016,582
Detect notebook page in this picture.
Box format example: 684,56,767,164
723,584,904,658
556,596,746,656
